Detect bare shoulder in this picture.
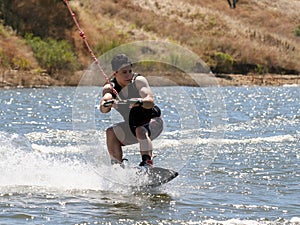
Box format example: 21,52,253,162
135,75,150,88
134,75,153,99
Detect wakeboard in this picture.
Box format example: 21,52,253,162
132,167,179,188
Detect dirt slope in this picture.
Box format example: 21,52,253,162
69,0,300,73
0,0,299,87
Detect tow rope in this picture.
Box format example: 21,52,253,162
63,0,120,99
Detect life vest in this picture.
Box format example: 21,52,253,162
110,73,161,127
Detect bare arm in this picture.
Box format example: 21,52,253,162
134,76,154,109
100,84,115,113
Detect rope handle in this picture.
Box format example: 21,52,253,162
103,99,143,107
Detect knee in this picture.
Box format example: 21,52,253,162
106,127,112,134
135,126,148,139
106,127,115,138
107,126,126,143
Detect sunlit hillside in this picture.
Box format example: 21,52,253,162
0,0,299,86
72,0,300,74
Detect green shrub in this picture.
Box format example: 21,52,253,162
214,52,234,73
0,47,10,68
25,33,79,74
94,39,123,56
295,25,300,37
0,22,9,38
12,57,31,70
255,64,268,74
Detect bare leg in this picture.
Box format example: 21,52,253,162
135,126,152,158
106,126,123,162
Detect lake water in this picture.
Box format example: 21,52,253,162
0,86,299,225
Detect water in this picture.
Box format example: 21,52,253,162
0,86,299,224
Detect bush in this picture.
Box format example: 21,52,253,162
25,33,79,74
0,47,10,68
0,22,9,38
295,25,300,37
213,52,234,73
12,57,31,70
255,64,268,74
94,39,123,56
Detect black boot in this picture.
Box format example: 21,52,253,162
139,155,153,168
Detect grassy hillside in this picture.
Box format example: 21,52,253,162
67,0,300,73
0,0,299,86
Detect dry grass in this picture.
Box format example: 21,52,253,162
0,26,38,70
0,0,299,87
71,0,299,73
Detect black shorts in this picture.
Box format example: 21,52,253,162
109,117,163,146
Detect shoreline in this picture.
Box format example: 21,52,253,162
215,73,300,86
0,69,299,88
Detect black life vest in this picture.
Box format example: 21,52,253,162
110,73,161,127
